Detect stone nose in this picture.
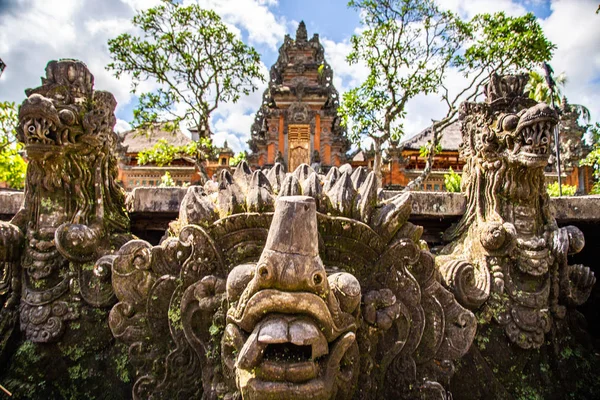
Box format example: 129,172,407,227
254,254,328,296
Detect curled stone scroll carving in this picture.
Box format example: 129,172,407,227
437,73,595,349
109,162,476,399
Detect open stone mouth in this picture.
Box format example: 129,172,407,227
237,314,331,383
22,116,77,147
514,119,555,165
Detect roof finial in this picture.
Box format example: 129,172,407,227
296,21,308,42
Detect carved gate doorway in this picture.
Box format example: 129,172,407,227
288,124,310,171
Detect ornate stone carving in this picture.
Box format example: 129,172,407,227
0,59,130,349
437,74,595,349
109,162,476,399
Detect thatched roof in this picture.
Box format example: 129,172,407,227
120,123,192,153
400,121,462,151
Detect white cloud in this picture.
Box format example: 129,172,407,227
115,118,132,133
191,0,288,50
541,0,600,122
437,0,527,18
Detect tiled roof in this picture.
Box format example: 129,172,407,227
400,121,462,151
120,123,192,153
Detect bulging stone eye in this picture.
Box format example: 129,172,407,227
501,114,519,132
28,125,36,133
59,109,76,125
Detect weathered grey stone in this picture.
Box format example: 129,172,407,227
106,168,477,400
127,187,187,213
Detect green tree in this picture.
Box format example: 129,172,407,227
526,70,590,122
0,101,26,189
107,0,263,181
230,151,247,167
137,137,213,167
340,0,555,189
340,0,469,186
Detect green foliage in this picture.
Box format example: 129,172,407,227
341,0,469,144
137,137,212,167
229,151,247,166
580,122,600,193
340,1,554,186
106,0,264,132
547,181,577,197
526,70,566,106
159,171,176,187
419,142,442,158
456,12,555,74
444,167,462,192
0,101,26,189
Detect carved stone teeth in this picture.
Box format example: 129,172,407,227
246,170,274,213
233,160,252,193
301,172,323,209
266,163,286,194
354,171,377,224
350,166,367,190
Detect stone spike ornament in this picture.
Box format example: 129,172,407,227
437,73,595,349
109,162,476,399
0,59,130,353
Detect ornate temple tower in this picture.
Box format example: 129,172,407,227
247,22,349,172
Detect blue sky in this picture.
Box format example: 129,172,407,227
1,0,599,153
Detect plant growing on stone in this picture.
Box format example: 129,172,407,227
159,171,176,187
0,101,26,189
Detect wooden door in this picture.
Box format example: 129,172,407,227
288,124,310,172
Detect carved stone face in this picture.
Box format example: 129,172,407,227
504,103,558,168
17,59,116,161
222,196,359,400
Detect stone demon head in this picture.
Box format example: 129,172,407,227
223,197,359,399
0,59,129,349
109,162,476,400
437,74,595,349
